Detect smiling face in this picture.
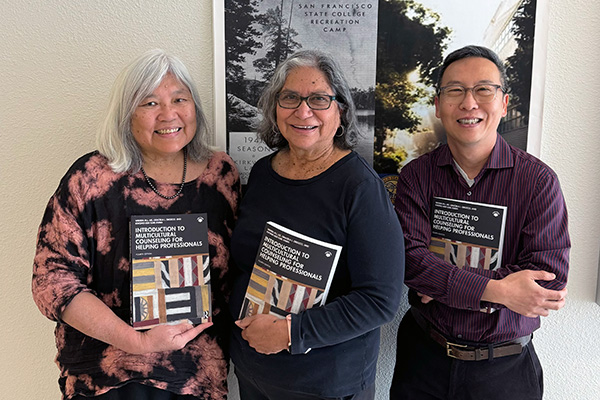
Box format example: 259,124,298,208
131,73,197,161
435,57,508,152
276,66,341,156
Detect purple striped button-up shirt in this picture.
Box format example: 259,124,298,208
394,134,570,343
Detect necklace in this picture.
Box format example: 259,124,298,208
140,148,187,199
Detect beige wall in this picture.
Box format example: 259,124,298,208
1,1,599,399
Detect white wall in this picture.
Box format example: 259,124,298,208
1,1,598,399
533,0,600,396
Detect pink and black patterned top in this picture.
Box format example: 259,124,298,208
32,151,240,399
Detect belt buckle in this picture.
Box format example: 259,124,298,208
446,341,468,359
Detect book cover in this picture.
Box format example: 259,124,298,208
429,197,507,313
130,213,211,330
240,221,342,319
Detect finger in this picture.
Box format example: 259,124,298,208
236,319,251,329
192,321,213,334
530,270,556,282
177,322,212,343
545,297,566,311
543,287,567,302
421,295,433,304
417,292,432,303
171,322,194,334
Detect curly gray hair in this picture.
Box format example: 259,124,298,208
256,50,362,150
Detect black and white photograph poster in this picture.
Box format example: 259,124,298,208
213,0,547,183
221,0,378,183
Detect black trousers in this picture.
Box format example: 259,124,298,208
71,383,201,400
389,310,543,400
235,367,375,400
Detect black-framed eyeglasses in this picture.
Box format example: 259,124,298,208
276,92,337,110
438,84,503,104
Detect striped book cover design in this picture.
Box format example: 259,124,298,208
240,265,324,319
132,254,211,329
429,238,500,270
429,198,506,314
429,238,499,313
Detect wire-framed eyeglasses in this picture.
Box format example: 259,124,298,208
438,84,503,104
277,92,337,110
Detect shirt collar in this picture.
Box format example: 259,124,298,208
436,134,514,171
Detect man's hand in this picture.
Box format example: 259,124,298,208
417,292,434,304
236,314,289,354
482,270,567,317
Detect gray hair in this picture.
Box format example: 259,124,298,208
436,45,509,92
256,50,361,150
97,49,212,173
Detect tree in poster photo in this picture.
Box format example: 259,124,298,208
375,0,540,174
225,0,262,99
374,0,451,174
252,5,301,82
505,0,536,122
225,0,263,132
225,0,302,132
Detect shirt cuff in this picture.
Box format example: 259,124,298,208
448,268,490,310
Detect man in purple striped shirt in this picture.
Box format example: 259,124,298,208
390,45,570,400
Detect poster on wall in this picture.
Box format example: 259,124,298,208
213,0,547,188
374,0,546,180
218,0,378,184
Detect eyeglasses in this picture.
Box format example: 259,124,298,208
276,92,337,110
438,84,503,104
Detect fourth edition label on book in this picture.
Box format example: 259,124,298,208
240,222,342,319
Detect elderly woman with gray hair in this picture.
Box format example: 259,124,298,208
32,49,239,400
229,50,405,400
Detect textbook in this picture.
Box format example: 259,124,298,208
429,197,507,313
130,213,211,330
239,221,342,319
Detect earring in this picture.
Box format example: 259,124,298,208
335,125,345,137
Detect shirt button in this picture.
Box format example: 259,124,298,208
467,191,472,196
457,334,463,339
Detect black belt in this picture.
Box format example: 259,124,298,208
411,308,531,361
